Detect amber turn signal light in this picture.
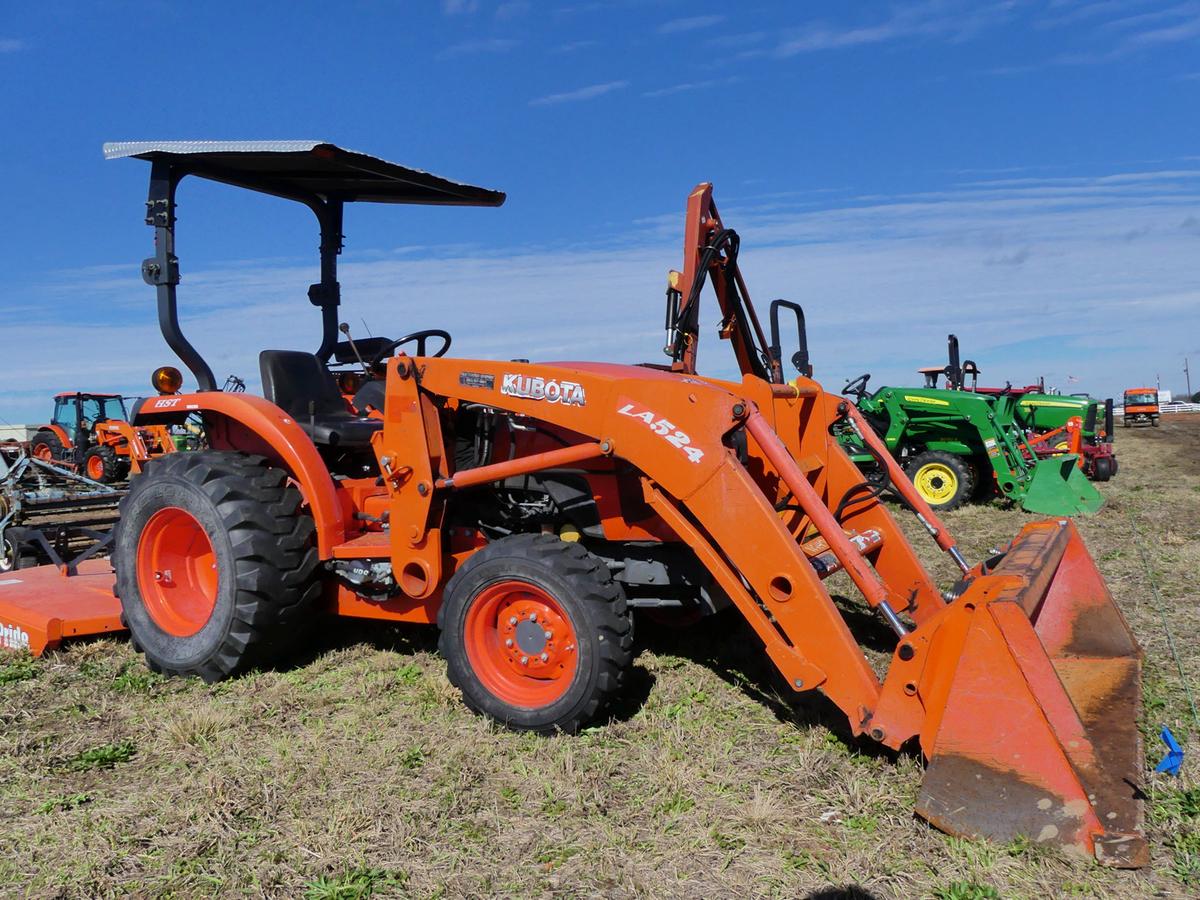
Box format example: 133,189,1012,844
151,366,183,395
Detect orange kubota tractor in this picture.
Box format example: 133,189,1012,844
102,142,1145,866
30,391,176,483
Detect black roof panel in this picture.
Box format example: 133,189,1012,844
103,140,505,207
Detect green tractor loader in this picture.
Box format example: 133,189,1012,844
940,346,1118,483
837,339,1104,516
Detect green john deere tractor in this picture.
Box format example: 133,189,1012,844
837,339,1104,516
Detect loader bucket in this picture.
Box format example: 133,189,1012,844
1019,455,1105,517
914,520,1146,866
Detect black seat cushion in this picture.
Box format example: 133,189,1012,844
259,350,383,448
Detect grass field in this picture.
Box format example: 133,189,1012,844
1,417,1197,899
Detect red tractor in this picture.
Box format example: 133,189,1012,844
30,391,177,483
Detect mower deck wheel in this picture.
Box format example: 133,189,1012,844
83,445,121,483
905,450,975,512
439,533,633,734
113,451,320,682
1092,456,1115,482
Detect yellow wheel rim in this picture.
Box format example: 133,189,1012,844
914,462,959,504
1054,440,1070,452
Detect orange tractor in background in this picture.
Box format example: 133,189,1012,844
30,391,177,483
1122,387,1160,427
68,141,1147,865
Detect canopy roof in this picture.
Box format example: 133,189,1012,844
102,141,506,207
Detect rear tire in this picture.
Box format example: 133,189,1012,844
905,450,974,511
438,533,633,734
113,451,320,682
30,429,64,462
83,445,121,483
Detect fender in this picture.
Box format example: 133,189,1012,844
38,423,72,450
134,392,344,556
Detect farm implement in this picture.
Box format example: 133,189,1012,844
837,336,1106,515
0,446,124,653
0,143,1147,866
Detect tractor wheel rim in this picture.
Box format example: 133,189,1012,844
32,443,53,461
914,462,958,504
135,507,219,637
464,580,578,708
86,455,105,480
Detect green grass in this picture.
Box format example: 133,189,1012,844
0,655,37,684
65,741,136,771
933,882,1001,900
304,867,408,900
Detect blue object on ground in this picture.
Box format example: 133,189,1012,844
1155,726,1184,776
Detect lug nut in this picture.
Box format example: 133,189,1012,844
509,616,518,625
530,613,538,622
540,653,549,662
520,656,529,665
505,638,514,648
544,630,553,640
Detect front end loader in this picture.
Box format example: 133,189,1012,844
931,339,1119,483
84,145,1143,865
836,336,1105,516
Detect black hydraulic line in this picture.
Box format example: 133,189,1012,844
833,409,893,523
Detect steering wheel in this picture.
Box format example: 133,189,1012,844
369,329,453,367
843,373,871,400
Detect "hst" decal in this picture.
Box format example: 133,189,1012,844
152,398,182,408
617,403,704,463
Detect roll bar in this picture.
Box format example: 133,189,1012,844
106,141,506,391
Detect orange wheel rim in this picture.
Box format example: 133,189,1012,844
86,455,105,480
135,507,219,637
463,580,578,708
32,443,53,461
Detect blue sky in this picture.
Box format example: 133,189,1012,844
1,0,1198,421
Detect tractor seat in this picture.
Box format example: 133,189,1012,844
259,350,383,448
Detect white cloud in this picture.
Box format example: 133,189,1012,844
495,0,530,19
551,39,598,53
441,0,479,14
642,76,741,98
4,168,1197,422
529,80,628,106
657,15,725,34
0,38,23,53
438,37,518,58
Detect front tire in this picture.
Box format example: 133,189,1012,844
113,451,320,682
905,450,975,511
438,533,633,734
83,445,121,483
